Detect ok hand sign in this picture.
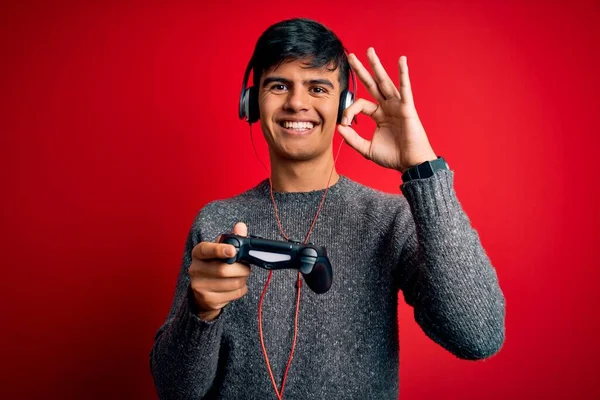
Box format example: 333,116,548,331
338,48,438,173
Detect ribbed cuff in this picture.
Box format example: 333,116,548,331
400,169,460,227
171,287,224,346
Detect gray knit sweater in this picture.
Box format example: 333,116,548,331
150,170,505,399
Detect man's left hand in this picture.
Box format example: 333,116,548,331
338,47,438,174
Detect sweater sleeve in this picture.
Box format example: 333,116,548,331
149,211,224,399
396,169,506,360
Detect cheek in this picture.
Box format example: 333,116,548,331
318,99,340,126
258,95,279,123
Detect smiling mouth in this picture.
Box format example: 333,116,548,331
278,120,318,134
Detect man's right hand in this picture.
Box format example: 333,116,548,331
189,222,251,321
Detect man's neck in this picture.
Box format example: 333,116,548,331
268,150,340,193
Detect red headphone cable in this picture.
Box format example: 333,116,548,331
250,124,345,399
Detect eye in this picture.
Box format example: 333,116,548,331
310,86,328,95
270,84,288,92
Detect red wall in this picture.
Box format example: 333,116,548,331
2,1,598,399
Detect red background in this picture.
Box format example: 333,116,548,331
1,1,599,399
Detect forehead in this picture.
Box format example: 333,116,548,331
261,58,340,84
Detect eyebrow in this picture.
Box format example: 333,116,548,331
262,76,335,89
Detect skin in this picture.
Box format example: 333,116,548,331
189,222,250,321
190,47,438,320
257,58,343,192
338,48,437,172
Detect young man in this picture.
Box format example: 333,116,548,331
150,18,505,399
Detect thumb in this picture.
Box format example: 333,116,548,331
232,221,248,237
337,125,371,160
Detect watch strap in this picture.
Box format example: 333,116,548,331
402,156,449,182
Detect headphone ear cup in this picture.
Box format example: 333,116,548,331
239,88,248,120
337,89,354,124
248,86,259,123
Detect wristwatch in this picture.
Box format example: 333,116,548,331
401,156,449,182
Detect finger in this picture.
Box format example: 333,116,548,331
193,242,238,261
337,124,371,160
348,53,385,103
341,98,382,126
367,47,401,100
192,276,248,293
190,259,251,278
232,221,248,237
398,56,413,104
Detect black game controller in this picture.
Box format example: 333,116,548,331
217,234,333,294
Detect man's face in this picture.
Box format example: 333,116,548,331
258,58,341,161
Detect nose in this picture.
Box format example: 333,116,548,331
283,87,310,113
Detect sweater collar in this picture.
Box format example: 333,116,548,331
256,175,350,202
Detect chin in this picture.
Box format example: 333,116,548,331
277,147,317,162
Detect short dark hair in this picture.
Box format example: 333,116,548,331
250,18,350,91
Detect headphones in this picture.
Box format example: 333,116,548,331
238,57,357,125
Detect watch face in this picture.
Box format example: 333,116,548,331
434,157,449,170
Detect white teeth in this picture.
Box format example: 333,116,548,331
282,121,314,130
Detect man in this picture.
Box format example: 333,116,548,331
150,18,505,399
